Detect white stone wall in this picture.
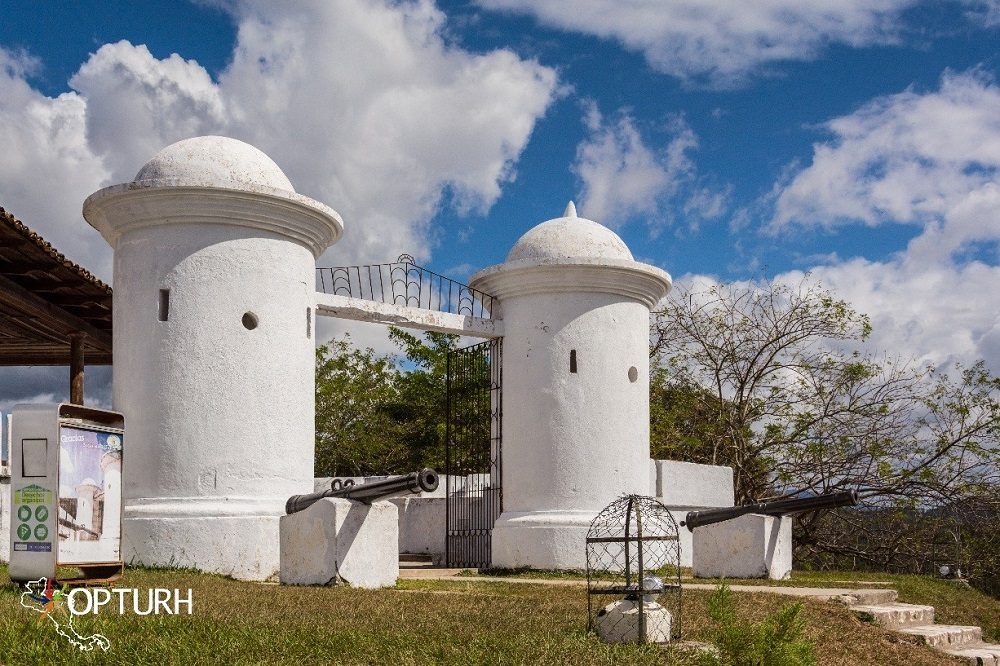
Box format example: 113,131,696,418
392,497,446,563
0,477,9,563
500,292,651,515
652,460,735,567
115,225,316,502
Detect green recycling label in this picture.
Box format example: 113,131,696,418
16,524,31,540
17,505,31,522
34,505,48,522
14,484,52,505
33,524,48,540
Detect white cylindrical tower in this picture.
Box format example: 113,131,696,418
75,479,100,537
100,450,122,544
83,136,343,580
470,203,671,569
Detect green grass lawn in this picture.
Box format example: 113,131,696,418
479,566,1000,643
0,564,978,665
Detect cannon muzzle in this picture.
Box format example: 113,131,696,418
285,468,440,515
682,489,859,531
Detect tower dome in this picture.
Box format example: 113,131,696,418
506,202,633,262
134,136,295,192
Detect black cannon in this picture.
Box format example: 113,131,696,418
681,490,859,531
285,468,440,515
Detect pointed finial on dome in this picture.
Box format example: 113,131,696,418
563,201,577,218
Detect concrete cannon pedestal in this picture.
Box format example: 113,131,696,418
692,514,792,580
279,498,398,588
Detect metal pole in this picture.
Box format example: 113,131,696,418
69,332,85,405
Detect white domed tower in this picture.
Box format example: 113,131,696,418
470,203,671,569
83,136,343,580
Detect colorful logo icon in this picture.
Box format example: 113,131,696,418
20,577,110,652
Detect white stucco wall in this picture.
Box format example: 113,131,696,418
83,136,343,581
471,206,671,570
653,460,735,567
0,477,9,563
500,293,651,515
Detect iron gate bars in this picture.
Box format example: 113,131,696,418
445,338,502,569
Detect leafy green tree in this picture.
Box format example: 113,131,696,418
385,328,459,472
314,336,404,477
314,329,460,476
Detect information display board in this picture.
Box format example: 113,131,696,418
8,404,124,584
57,425,123,565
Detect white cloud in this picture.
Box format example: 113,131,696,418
0,0,558,399
572,103,724,230
771,69,1000,261
69,42,228,183
478,0,916,87
963,0,1000,26
0,48,112,276
0,0,557,274
766,69,1000,373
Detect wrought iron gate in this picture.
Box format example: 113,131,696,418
445,338,502,568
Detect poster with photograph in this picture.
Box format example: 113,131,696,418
57,426,123,564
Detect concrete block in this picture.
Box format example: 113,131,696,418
391,496,446,563
655,460,734,508
668,510,693,568
692,514,791,579
280,498,398,588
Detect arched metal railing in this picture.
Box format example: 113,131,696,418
317,254,494,319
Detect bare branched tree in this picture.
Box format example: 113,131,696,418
651,278,1000,583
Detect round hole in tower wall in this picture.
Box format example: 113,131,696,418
242,312,259,330
628,366,639,383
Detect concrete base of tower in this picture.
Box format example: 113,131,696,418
490,510,597,570
123,497,285,581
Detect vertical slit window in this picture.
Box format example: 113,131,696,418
306,307,312,339
570,349,577,373
158,289,170,322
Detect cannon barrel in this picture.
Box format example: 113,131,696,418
682,490,858,531
285,468,440,515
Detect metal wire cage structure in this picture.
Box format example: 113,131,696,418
586,495,682,644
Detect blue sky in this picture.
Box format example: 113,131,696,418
1,0,999,405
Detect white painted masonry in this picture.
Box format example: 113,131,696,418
279,497,398,588
471,203,672,569
693,514,793,580
83,136,343,581
315,292,500,338
653,460,735,567
0,477,9,563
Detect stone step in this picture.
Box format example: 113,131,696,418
897,624,982,648
850,602,935,628
940,643,1000,666
833,588,898,605
399,553,433,563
